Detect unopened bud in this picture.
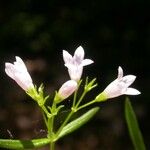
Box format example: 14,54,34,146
56,80,78,102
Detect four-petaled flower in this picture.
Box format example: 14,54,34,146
5,56,34,91
63,46,94,81
103,66,141,99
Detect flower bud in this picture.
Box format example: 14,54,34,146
57,80,78,102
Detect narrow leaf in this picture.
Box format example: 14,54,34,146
125,98,146,150
58,107,99,139
0,138,50,149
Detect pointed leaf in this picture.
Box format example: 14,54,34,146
125,98,146,150
58,107,99,139
0,138,50,149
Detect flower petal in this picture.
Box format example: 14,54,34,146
68,66,83,81
74,46,84,59
63,50,73,65
82,59,94,66
117,66,123,79
122,75,136,87
14,56,28,72
74,46,85,65
5,63,16,80
124,88,141,95
13,73,33,91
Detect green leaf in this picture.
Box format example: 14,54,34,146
58,107,99,139
125,98,146,150
0,138,50,149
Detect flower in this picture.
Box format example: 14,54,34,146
5,56,34,91
57,80,78,101
63,46,94,81
103,66,141,99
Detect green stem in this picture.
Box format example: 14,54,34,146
50,116,54,135
77,100,96,111
47,101,57,146
47,118,51,138
50,142,55,150
72,80,82,107
75,90,87,108
42,111,48,128
42,105,52,118
47,114,55,139
72,89,78,107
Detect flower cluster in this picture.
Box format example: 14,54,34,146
5,46,140,102
3,46,141,150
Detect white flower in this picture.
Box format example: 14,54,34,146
63,46,94,81
103,66,141,99
5,56,34,91
58,80,78,100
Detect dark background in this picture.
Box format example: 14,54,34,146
0,0,149,149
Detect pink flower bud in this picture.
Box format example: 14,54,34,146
58,80,78,100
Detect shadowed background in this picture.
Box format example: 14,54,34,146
0,0,149,149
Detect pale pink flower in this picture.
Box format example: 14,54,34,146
5,56,34,91
63,46,94,81
103,66,141,99
58,80,78,100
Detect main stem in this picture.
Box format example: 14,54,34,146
50,142,55,150
48,102,57,150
